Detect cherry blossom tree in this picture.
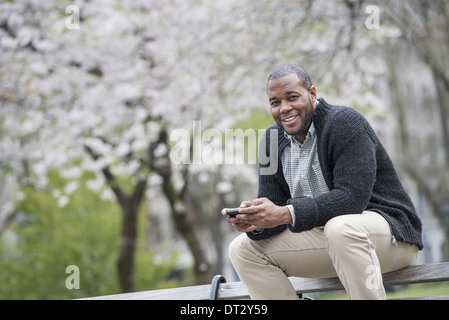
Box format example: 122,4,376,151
0,0,268,291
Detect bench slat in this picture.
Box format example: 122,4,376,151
289,262,449,294
85,284,212,300
382,262,449,285
81,262,449,300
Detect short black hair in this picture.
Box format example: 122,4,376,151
267,64,312,89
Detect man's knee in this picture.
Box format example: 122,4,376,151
228,233,249,265
323,214,367,246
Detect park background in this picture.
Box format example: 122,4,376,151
0,0,448,299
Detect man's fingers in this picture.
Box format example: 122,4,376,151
233,222,258,233
252,197,268,205
240,200,253,208
238,205,260,215
234,213,253,223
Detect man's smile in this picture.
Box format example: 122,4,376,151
281,114,299,125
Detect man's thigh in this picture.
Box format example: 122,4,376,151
239,227,338,279
323,211,418,273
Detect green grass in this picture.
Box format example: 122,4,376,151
386,282,449,300
307,282,449,300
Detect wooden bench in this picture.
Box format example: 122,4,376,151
82,262,449,300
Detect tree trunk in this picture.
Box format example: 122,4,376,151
150,128,213,285
161,178,213,284
116,179,147,292
117,203,138,293
85,144,148,292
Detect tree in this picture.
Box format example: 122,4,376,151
318,0,449,260
379,0,449,260
0,0,266,290
0,171,179,299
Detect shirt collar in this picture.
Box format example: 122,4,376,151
283,122,316,143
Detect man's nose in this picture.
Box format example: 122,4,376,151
280,100,292,113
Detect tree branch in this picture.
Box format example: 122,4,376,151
83,144,127,206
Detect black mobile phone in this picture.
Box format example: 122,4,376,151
226,208,240,217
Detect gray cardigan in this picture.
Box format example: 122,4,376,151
250,98,423,250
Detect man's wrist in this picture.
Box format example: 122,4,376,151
286,204,295,226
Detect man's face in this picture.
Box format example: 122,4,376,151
267,73,317,143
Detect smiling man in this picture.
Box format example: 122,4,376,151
222,64,423,300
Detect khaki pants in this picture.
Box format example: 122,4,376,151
229,211,418,300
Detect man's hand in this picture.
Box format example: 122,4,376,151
237,198,293,228
221,201,261,233
221,198,293,233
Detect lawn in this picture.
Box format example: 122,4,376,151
308,282,449,300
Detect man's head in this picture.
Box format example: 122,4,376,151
267,64,312,90
267,64,317,143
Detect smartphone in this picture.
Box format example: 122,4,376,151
226,208,240,218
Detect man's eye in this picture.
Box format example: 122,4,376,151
288,96,298,101
271,101,279,107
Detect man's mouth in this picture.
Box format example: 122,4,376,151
281,114,299,125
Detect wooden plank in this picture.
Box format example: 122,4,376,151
290,262,449,294
82,284,213,300
81,262,449,300
382,262,449,286
290,277,343,294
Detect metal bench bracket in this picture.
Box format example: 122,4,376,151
209,275,227,300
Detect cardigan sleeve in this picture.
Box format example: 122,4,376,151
245,171,289,240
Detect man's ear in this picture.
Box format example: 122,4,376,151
309,86,317,103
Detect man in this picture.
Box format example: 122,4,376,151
222,64,423,300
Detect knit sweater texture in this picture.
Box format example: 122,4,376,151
250,98,423,250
